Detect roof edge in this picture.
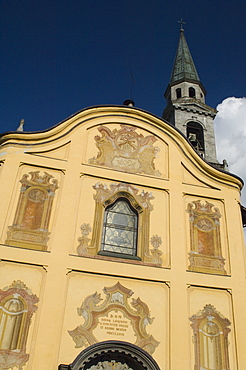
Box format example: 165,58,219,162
0,104,243,190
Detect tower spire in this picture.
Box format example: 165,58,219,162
170,26,200,84
162,27,219,165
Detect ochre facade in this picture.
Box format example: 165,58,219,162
0,105,245,369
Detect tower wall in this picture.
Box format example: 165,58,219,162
163,30,219,165
173,106,218,163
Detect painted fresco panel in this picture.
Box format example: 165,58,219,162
85,123,169,179
188,286,237,370
1,165,63,251
0,261,44,370
184,195,230,275
58,272,168,370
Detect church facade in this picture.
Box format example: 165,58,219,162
0,29,245,370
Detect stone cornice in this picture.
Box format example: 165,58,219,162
173,104,217,117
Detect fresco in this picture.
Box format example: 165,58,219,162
0,280,39,370
190,304,231,370
68,282,159,355
5,171,58,251
186,200,226,274
88,125,162,177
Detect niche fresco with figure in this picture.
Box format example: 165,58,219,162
190,304,231,370
0,280,39,370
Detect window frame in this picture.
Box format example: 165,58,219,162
90,184,154,262
189,86,196,98
99,197,140,259
176,88,181,99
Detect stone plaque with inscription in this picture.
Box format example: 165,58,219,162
68,282,159,354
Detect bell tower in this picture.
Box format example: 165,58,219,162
163,24,218,165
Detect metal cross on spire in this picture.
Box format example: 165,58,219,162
178,19,186,31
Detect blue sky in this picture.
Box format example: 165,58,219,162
1,0,245,132
1,1,246,221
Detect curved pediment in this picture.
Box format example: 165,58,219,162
0,105,243,189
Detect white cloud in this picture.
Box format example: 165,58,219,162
214,97,246,206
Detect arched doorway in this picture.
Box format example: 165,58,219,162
58,341,161,370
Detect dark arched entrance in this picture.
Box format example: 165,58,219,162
58,341,161,370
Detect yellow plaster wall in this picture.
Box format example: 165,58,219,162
0,106,245,370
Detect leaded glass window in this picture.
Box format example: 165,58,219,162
101,198,138,256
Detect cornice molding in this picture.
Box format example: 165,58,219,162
0,105,243,190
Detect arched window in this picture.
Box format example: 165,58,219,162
189,87,196,98
187,121,205,152
176,88,181,99
100,198,138,257
90,183,154,263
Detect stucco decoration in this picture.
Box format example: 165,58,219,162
87,361,133,370
186,200,226,275
6,171,59,251
77,182,162,266
88,125,161,176
190,304,231,370
68,282,159,355
0,280,39,370
77,224,92,255
150,235,163,266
